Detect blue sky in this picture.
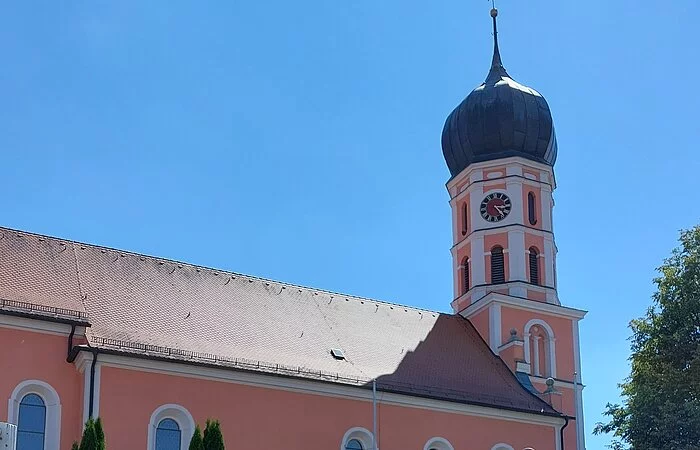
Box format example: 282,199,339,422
2,1,699,448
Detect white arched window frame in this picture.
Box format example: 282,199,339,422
147,404,195,450
491,444,515,450
424,436,454,450
523,318,557,378
340,427,374,450
7,380,61,450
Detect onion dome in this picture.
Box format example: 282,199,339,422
441,8,557,177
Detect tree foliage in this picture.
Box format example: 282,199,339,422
74,417,106,450
79,418,99,450
202,419,225,450
594,226,700,449
189,424,204,450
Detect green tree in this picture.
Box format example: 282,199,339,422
594,226,700,449
79,419,98,450
94,417,105,450
202,419,225,450
76,417,106,450
189,424,204,450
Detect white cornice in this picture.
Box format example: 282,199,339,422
0,314,85,336
447,157,556,192
460,292,587,321
93,353,564,428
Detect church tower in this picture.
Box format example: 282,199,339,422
442,8,587,449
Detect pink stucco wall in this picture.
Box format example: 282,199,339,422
0,326,84,449
99,365,559,449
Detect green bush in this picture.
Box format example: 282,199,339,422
76,417,106,450
188,425,204,450
189,419,225,450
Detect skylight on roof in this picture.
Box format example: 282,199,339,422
330,348,346,360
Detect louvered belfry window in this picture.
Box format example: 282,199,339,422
528,192,537,225
529,247,540,285
463,258,470,293
490,246,505,284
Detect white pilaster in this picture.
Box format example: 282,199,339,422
543,237,555,288
532,336,541,376
507,230,526,281
469,185,482,232
471,235,485,286
541,184,553,232
489,303,502,353
506,178,523,224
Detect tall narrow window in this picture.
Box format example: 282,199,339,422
490,246,505,284
17,393,46,450
528,192,537,225
461,202,468,236
529,247,540,285
462,258,470,293
155,418,181,450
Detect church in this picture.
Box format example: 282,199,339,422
0,7,586,450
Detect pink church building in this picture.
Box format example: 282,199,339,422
1,8,586,450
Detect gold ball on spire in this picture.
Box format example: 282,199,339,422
490,8,498,18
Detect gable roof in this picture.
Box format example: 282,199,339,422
0,226,558,416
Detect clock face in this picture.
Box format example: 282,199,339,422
480,192,512,222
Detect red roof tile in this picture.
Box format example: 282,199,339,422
0,226,557,416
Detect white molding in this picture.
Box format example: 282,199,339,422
451,224,555,254
424,436,454,450
93,353,565,428
340,426,374,450
0,314,84,336
446,156,555,192
7,379,61,450
147,404,195,450
490,444,515,450
460,292,587,321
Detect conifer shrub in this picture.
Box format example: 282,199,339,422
201,419,225,450
188,424,204,450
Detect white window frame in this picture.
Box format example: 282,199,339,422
523,318,557,378
147,403,195,450
491,444,515,450
340,426,374,450
424,436,454,450
7,379,61,450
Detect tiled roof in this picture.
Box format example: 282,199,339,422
0,226,557,416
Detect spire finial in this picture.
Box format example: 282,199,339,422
486,2,509,82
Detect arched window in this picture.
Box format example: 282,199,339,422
156,418,181,450
346,439,364,450
8,380,61,450
340,427,373,450
491,445,515,450
524,319,557,378
17,393,46,450
527,192,537,225
461,202,468,236
529,247,540,285
462,258,470,293
490,246,505,284
148,404,195,450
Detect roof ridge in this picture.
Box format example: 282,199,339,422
0,225,448,316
